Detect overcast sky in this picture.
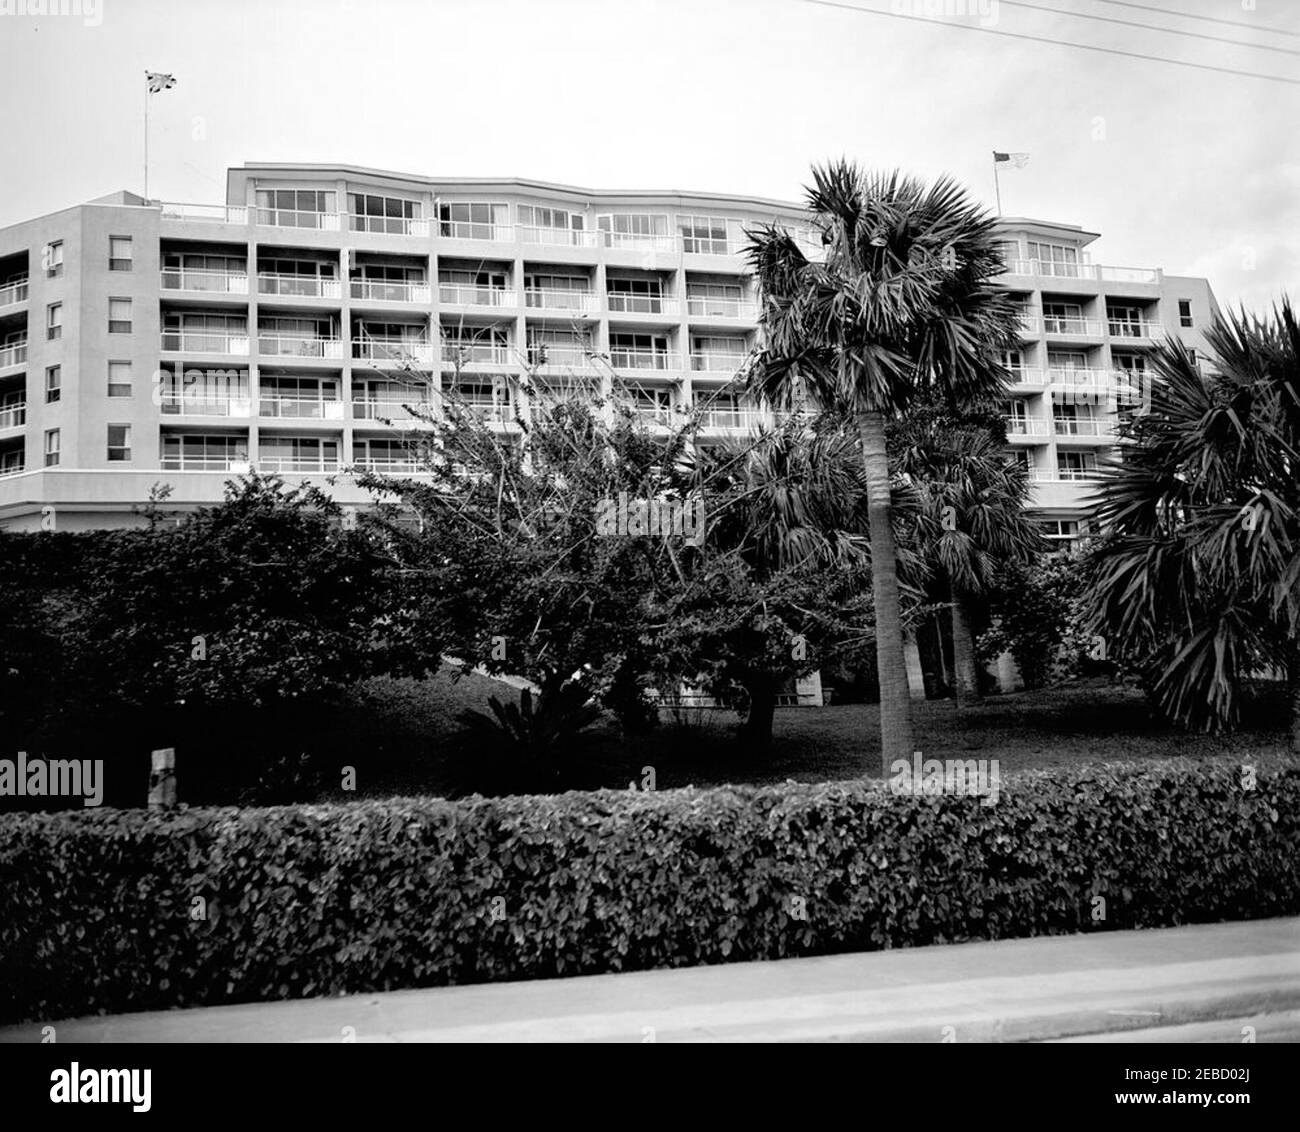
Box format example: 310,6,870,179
0,0,1296,307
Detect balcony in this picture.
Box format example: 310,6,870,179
1047,367,1113,391
353,340,434,368
439,221,514,242
600,232,678,253
1053,418,1114,441
701,408,764,431
609,348,679,372
1029,467,1103,483
1016,315,1039,334
0,340,27,369
0,459,25,478
526,288,599,313
255,208,341,231
1004,418,1049,439
0,278,29,308
1006,259,1097,280
1107,320,1162,341
160,454,251,472
258,335,344,360
607,292,674,315
687,297,757,320
527,344,594,370
1099,265,1159,285
160,202,248,225
441,342,512,367
681,238,735,256
690,352,747,374
352,397,434,422
1006,367,1047,389
161,330,251,356
257,455,342,474
259,274,342,300
0,402,25,431
259,395,345,420
517,226,599,248
455,401,516,425
630,405,673,428
162,268,250,295
439,283,512,307
160,393,252,418
348,214,429,237
353,456,422,474
351,279,431,304
1042,317,1103,337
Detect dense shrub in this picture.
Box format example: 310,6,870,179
2,756,1296,1024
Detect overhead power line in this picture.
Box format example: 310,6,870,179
1002,0,1299,56
803,0,1300,87
1093,0,1300,39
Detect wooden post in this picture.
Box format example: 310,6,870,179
148,747,176,808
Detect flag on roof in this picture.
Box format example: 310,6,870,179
146,72,177,93
993,152,1030,169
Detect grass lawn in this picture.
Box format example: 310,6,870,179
309,670,1296,802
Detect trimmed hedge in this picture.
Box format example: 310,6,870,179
2,756,1298,1024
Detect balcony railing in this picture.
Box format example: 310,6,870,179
690,352,747,373
1099,265,1159,284
259,395,346,420
1016,315,1039,333
687,297,756,320
1004,418,1049,438
256,208,341,231
0,341,27,368
439,221,514,242
0,279,29,307
517,226,600,248
439,283,512,306
527,344,594,369
600,232,678,253
701,408,764,430
353,340,434,367
1047,367,1112,387
257,455,343,474
1053,418,1113,438
610,348,678,371
526,288,599,312
456,401,516,424
257,334,344,359
1006,367,1046,386
160,454,251,472
353,456,421,473
1054,466,1103,481
681,238,734,256
162,268,250,294
352,398,433,421
0,460,26,477
161,331,251,355
259,274,342,299
441,342,512,366
0,403,26,430
348,214,428,237
160,202,248,225
351,279,431,303
160,394,252,417
607,292,673,315
1042,317,1102,337
1107,320,1161,340
1007,259,1097,280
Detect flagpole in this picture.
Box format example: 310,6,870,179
144,75,150,202
992,152,1002,217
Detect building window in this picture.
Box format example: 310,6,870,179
45,240,63,278
255,189,336,227
108,360,132,398
678,215,731,255
438,201,509,239
107,424,132,462
347,193,420,234
46,302,62,340
1178,299,1194,328
518,204,585,232
44,428,60,467
109,236,133,271
597,213,670,248
109,298,132,334
1026,241,1080,276
45,365,61,403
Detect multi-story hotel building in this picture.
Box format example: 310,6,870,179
0,162,1218,536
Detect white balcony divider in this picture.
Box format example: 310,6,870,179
0,403,26,430
258,274,342,299
687,297,757,319
609,348,679,371
160,202,248,225
607,292,674,315
159,394,252,418
255,208,341,231
525,288,599,312
259,395,346,420
258,334,344,359
162,268,250,294
517,226,600,248
348,215,429,237
351,279,431,303
0,279,29,306
439,283,512,306
0,341,27,368
160,331,251,355
439,221,514,242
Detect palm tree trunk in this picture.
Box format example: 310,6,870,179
857,409,915,774
950,581,981,709
740,673,779,755
1289,650,1300,754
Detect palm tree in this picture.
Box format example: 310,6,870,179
1088,300,1300,749
746,161,1022,771
892,409,1046,707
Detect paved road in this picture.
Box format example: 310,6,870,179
4,917,1297,1043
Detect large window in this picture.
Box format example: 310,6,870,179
678,215,730,255
259,435,340,472
597,213,670,248
108,360,133,398
163,252,248,291
609,331,670,369
607,275,665,313
1178,299,1194,328
517,204,585,243
109,236,133,272
1057,451,1098,480
442,324,510,365
438,202,509,239
108,298,132,334
686,279,744,316
255,189,336,228
526,327,592,367
1026,242,1080,276
106,424,132,462
163,312,247,351
348,193,421,234
161,434,249,471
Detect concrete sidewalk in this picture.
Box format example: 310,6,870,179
5,917,1298,1043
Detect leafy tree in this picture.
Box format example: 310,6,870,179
1088,300,1300,747
746,161,1022,771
